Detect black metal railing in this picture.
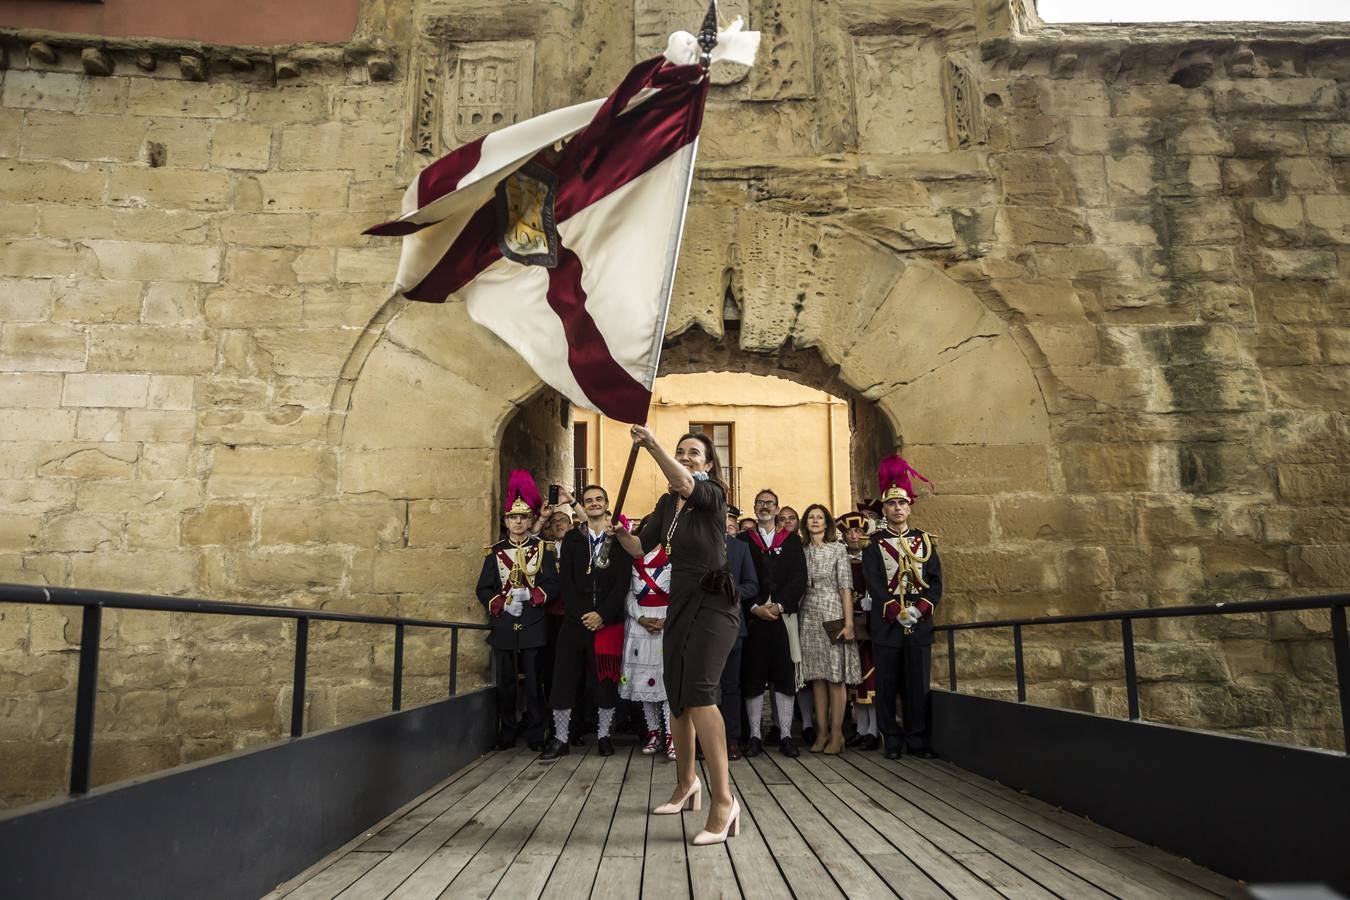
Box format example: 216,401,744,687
935,593,1350,753
0,583,492,796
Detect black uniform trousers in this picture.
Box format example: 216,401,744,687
548,620,618,711
493,647,547,744
874,639,932,752
741,614,796,696
718,635,744,740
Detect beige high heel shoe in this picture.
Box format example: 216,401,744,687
653,776,701,815
692,798,741,845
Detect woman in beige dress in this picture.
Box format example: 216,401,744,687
798,504,861,754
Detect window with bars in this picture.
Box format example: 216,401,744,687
688,422,733,471
688,422,740,506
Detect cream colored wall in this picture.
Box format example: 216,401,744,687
573,372,852,522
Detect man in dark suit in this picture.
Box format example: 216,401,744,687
540,484,632,760
861,458,942,760
738,488,807,758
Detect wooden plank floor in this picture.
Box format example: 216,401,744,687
268,741,1244,900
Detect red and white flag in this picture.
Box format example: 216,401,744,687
366,21,759,424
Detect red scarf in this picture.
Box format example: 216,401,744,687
747,528,791,554
594,624,624,683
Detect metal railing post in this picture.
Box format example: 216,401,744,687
947,629,957,691
69,605,102,795
393,622,405,712
290,618,308,738
1122,617,1140,721
1332,605,1350,754
449,626,460,697
1013,624,1026,703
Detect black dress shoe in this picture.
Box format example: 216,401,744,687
597,737,614,757
914,748,937,759
539,738,569,760
745,737,763,758
859,734,880,752
570,733,587,747
801,726,817,747
845,731,865,748
884,745,900,760
779,737,800,759
764,725,781,744
494,737,516,751
727,742,741,761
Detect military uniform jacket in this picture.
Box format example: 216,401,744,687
475,535,560,651
557,526,632,628
737,529,807,617
861,528,942,648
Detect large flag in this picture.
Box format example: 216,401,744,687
366,18,759,424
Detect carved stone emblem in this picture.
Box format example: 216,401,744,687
446,42,535,147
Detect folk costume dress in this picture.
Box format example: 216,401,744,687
621,544,672,704
638,477,739,716
799,540,861,684
621,544,676,753
475,530,559,747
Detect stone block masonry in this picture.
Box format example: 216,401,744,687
0,0,1347,806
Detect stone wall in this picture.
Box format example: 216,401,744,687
0,0,1347,805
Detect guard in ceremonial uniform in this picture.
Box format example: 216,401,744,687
862,456,942,759
738,488,807,758
540,484,633,760
838,511,879,752
476,470,559,751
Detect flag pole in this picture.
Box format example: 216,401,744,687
609,442,642,527
598,0,719,551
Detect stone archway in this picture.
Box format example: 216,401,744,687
335,208,1053,577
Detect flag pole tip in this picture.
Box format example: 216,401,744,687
697,1,719,68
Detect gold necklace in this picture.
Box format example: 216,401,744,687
664,499,683,557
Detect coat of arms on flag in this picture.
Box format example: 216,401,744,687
365,4,759,425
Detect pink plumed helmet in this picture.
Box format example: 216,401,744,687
504,470,542,517
877,454,931,503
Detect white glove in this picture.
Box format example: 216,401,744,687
901,604,921,628
860,595,873,612
511,587,531,605
505,588,528,618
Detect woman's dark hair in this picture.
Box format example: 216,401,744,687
676,431,728,497
799,503,837,545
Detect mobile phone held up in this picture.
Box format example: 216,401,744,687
548,484,560,507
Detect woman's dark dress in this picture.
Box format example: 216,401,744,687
639,479,740,716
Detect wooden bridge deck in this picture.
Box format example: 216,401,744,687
269,742,1242,900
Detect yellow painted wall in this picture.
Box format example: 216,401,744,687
573,373,852,522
